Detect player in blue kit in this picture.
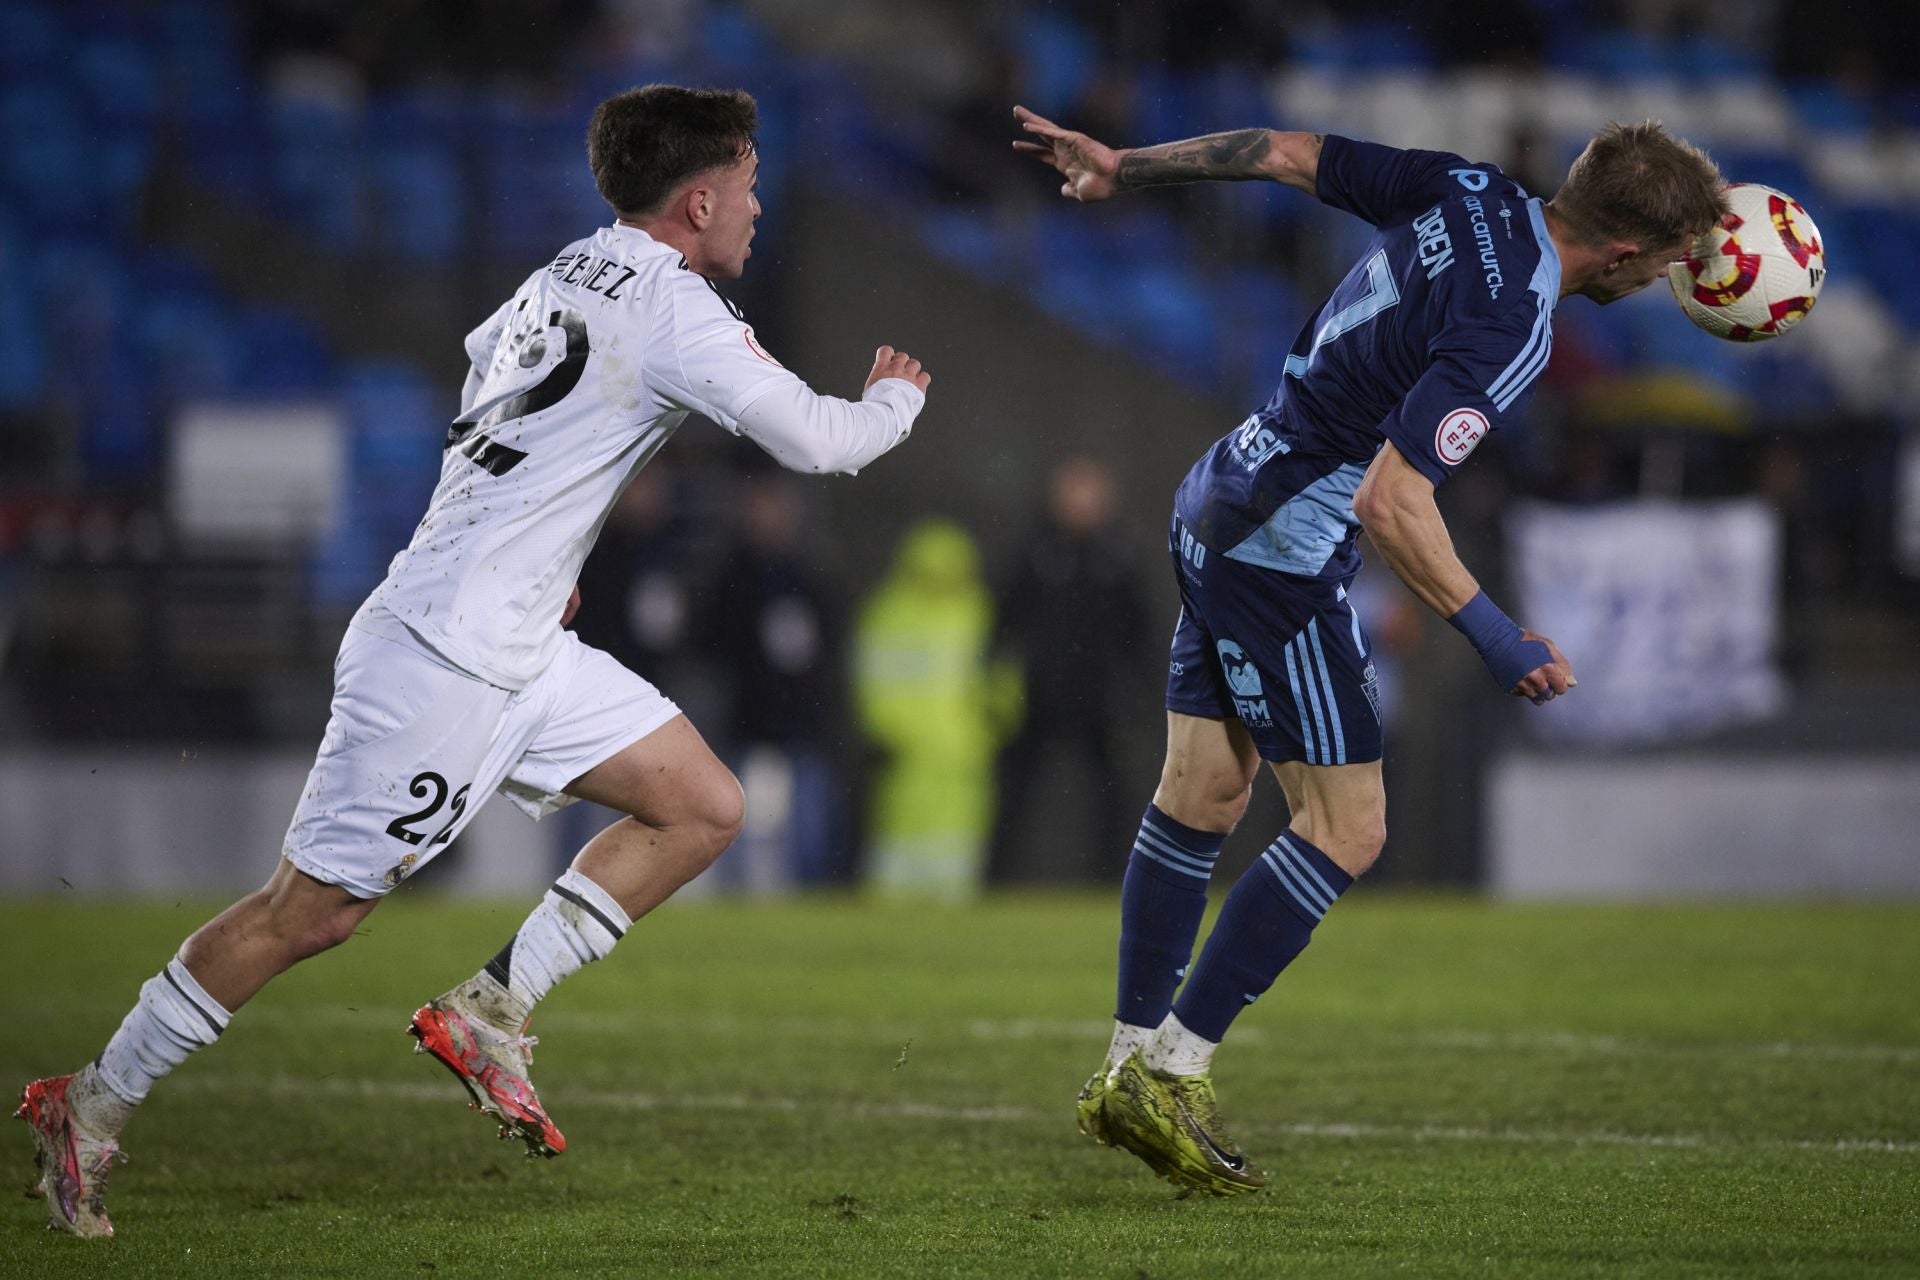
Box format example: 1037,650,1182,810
1015,107,1727,1194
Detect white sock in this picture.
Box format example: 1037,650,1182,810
87,954,230,1131
475,869,631,1027
1143,1011,1218,1078
1105,1020,1154,1068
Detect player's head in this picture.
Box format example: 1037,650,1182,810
589,85,761,279
1549,120,1728,304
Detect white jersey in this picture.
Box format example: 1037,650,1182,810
360,223,923,689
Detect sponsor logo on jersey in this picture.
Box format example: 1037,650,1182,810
742,327,783,366
1450,167,1489,192
1217,639,1274,728
1435,407,1490,466
1462,196,1505,298
1229,411,1289,469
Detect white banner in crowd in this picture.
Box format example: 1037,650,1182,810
1507,499,1786,746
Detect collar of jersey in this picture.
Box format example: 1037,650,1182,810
603,221,680,260
1524,199,1562,303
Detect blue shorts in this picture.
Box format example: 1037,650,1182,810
1164,512,1383,765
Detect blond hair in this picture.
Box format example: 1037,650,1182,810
1551,120,1728,252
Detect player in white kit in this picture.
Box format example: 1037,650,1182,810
17,85,933,1238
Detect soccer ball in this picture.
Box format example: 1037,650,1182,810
1669,183,1826,341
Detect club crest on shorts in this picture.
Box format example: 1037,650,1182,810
1435,407,1489,466
383,853,418,889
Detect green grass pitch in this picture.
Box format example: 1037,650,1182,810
1,891,1915,1277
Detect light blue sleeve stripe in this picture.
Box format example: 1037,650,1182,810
1493,329,1551,411
1292,635,1332,764
1282,642,1319,765
1261,850,1325,920
1306,619,1346,765
1138,846,1213,881
1264,850,1327,919
1486,295,1550,403
1134,828,1216,875
1278,834,1341,904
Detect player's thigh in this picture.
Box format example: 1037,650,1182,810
1266,757,1385,876
284,627,514,897
506,634,740,833
565,716,743,833
1152,710,1261,832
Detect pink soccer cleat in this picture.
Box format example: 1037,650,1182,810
407,997,565,1158
17,1075,124,1238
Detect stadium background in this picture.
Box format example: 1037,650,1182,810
1,0,1915,897
0,4,1917,1275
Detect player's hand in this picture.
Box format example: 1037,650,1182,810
1510,630,1575,705
866,345,931,393
1012,105,1122,203
562,586,581,629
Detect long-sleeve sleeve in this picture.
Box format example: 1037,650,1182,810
733,376,923,475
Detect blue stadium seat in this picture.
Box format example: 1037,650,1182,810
132,283,238,404
369,140,466,262
701,4,776,77
341,362,441,476
919,208,1008,279
308,504,390,608
267,94,366,251
1786,80,1874,135
1012,12,1099,118
1120,263,1221,381
73,37,160,126
1711,147,1816,202
230,305,336,395
0,205,44,407
0,0,61,74
0,80,92,227
1348,24,1437,72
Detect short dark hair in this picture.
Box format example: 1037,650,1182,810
1552,120,1729,253
587,85,759,218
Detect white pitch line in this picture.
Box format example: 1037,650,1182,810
217,1006,1920,1065
172,1073,1920,1156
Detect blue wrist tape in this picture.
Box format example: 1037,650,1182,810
1448,591,1553,691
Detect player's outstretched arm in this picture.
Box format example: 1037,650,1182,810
733,346,932,477
1013,106,1324,200
1353,442,1575,704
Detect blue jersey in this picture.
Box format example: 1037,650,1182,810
1175,134,1563,581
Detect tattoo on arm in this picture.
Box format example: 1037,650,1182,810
1117,129,1275,189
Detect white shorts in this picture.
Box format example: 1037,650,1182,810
283,621,680,898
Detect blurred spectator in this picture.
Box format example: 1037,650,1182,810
988,455,1150,882
570,463,708,709
704,470,848,889
852,519,1015,900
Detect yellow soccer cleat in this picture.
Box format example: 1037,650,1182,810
1076,1062,1115,1145
1102,1051,1267,1196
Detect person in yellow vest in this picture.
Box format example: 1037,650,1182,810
853,519,1020,899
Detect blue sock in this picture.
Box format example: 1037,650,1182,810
1115,804,1225,1029
1172,830,1355,1043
